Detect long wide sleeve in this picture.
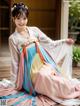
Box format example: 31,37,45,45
9,36,19,86
32,27,73,79
32,27,66,46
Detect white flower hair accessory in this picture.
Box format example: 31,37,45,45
11,3,17,12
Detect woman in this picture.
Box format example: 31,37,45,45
0,2,80,106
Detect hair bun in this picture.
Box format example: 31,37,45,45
17,2,25,7
11,2,28,12
11,2,29,17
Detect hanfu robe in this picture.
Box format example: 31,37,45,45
0,26,80,106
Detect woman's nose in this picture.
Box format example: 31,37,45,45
20,19,24,24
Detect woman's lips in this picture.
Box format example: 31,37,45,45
18,24,25,26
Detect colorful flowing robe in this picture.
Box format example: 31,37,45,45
9,26,73,85
16,41,61,94
0,27,80,106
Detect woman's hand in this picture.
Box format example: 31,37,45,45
66,38,74,45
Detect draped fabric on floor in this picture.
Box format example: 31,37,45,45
0,42,80,106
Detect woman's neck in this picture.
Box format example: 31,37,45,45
16,27,28,36
16,27,26,32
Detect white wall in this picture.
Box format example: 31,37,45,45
61,0,69,39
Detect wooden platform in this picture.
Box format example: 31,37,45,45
0,47,11,80
73,67,80,79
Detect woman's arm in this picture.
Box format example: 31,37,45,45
9,36,19,86
33,27,74,46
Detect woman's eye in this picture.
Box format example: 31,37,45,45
23,18,26,20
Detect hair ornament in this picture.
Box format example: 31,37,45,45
25,6,28,9
11,3,17,12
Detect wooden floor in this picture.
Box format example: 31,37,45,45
0,47,11,80
73,67,80,79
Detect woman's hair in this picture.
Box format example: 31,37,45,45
11,2,29,18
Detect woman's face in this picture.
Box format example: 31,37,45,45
13,14,28,31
